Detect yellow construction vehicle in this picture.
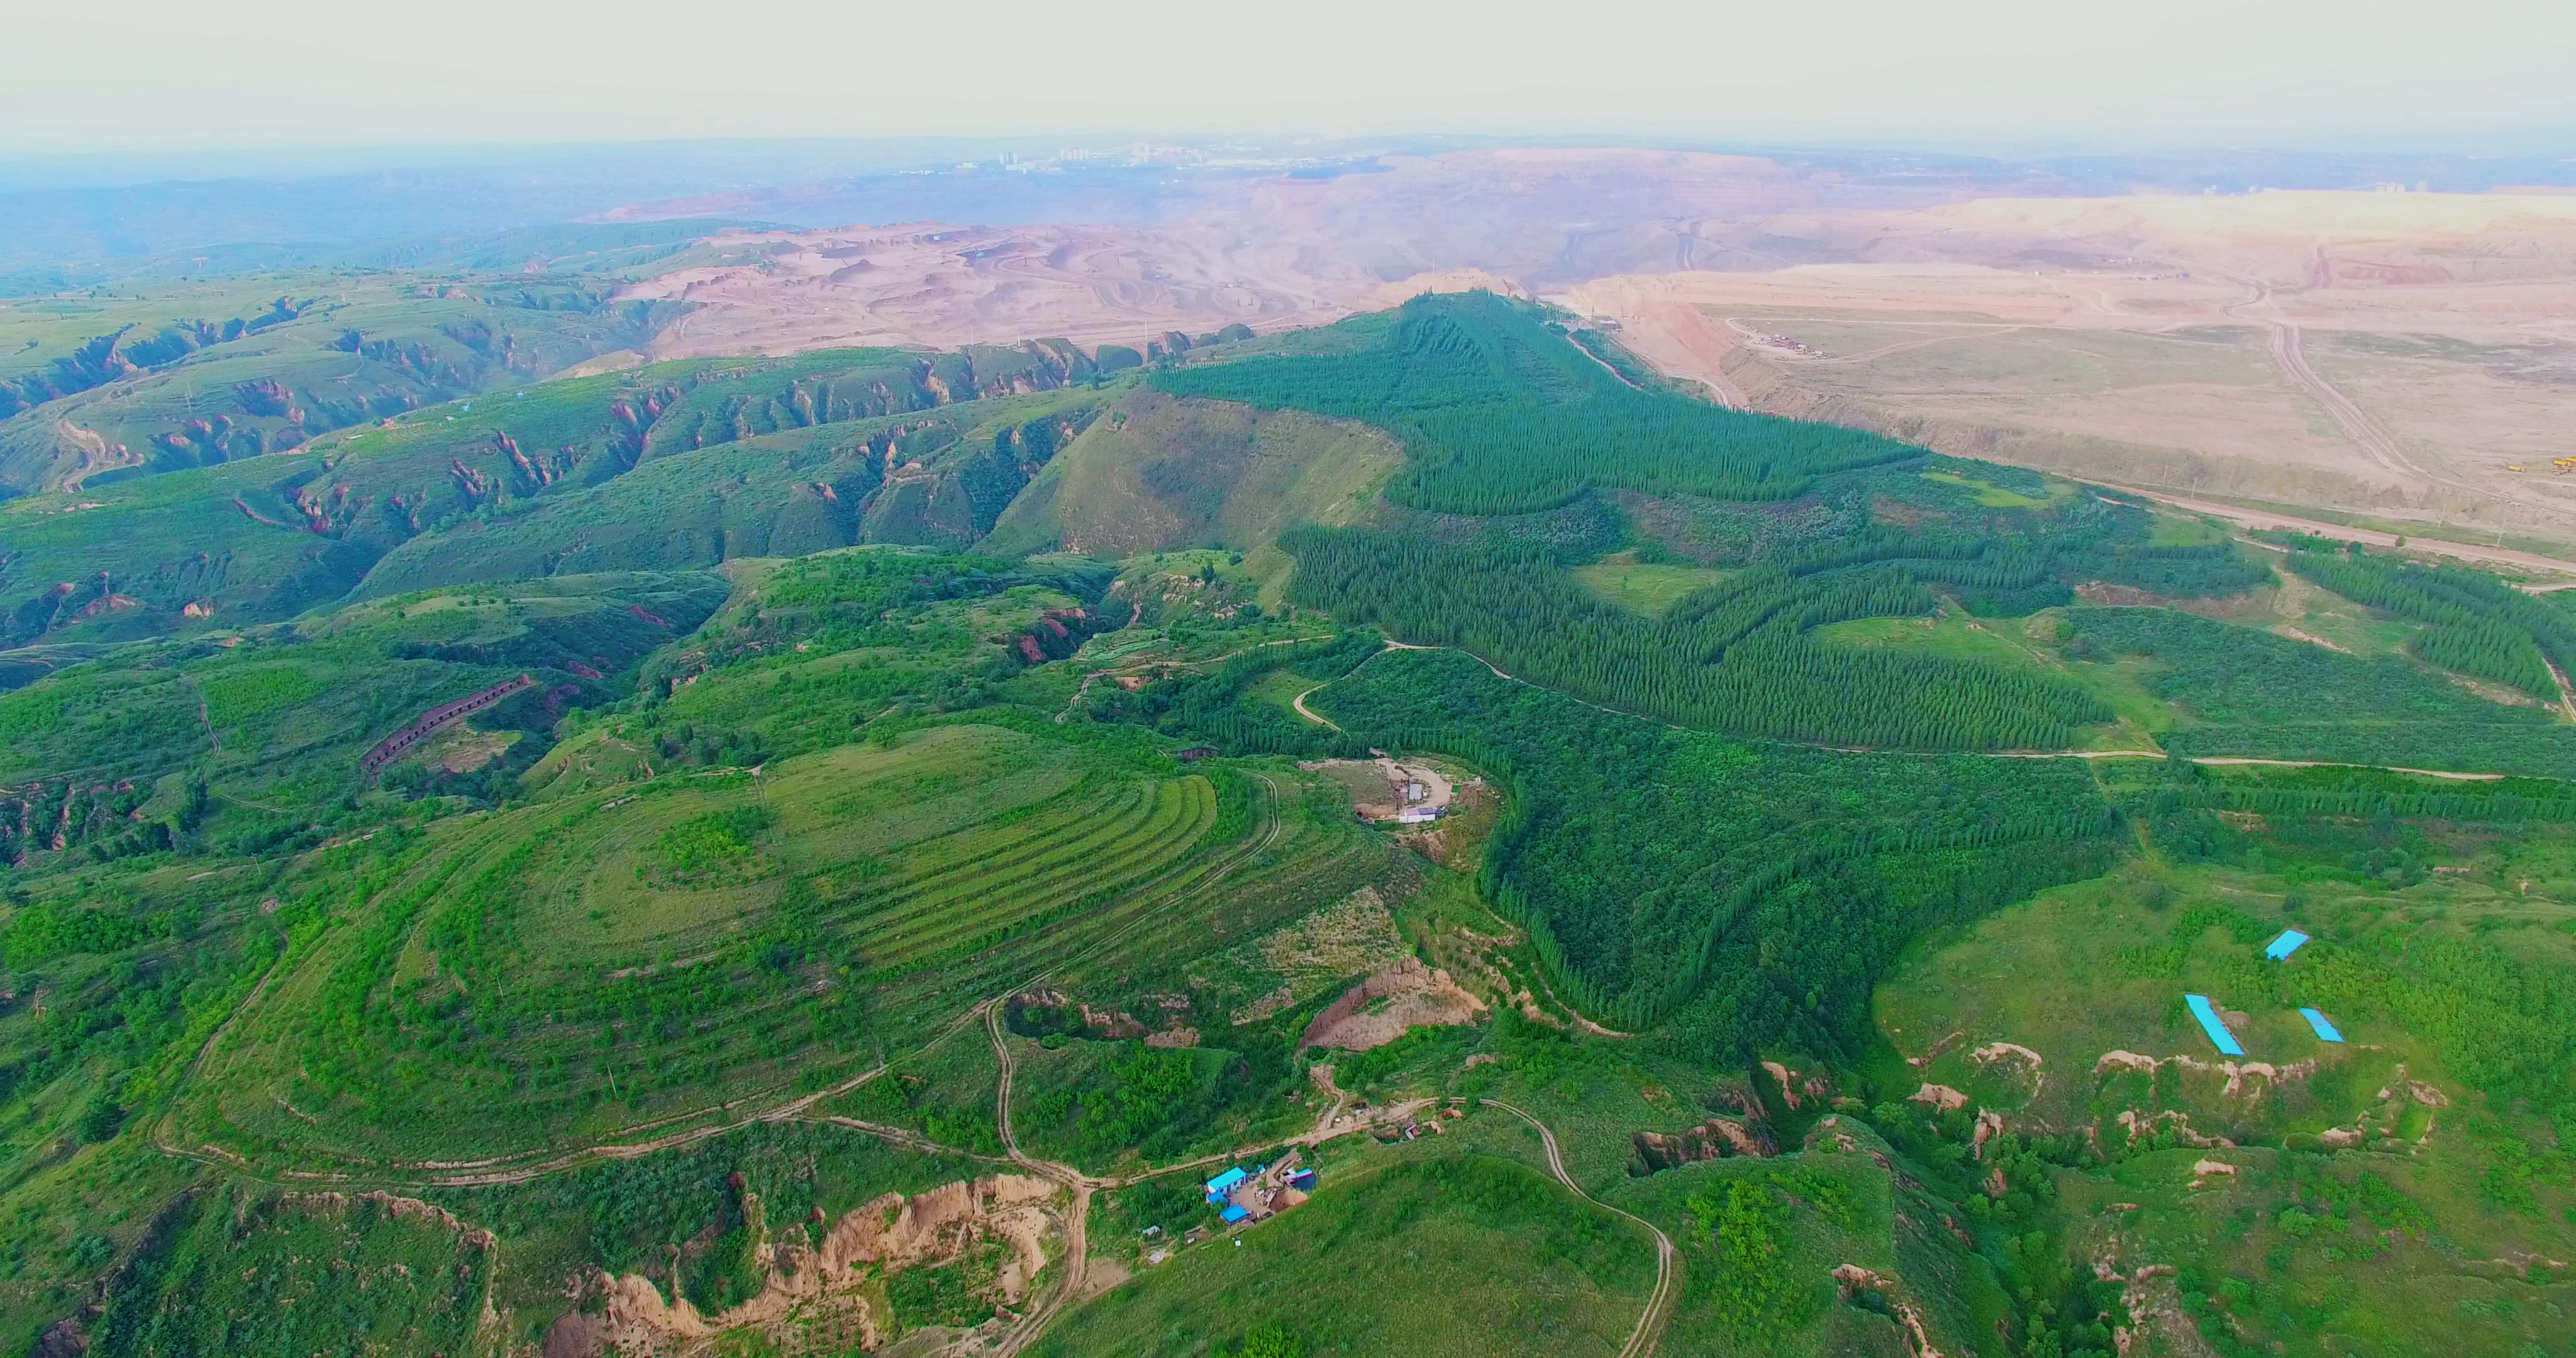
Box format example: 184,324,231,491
2509,464,2526,472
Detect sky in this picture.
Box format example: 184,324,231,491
8,0,2572,156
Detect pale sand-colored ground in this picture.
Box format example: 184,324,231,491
609,156,2576,543
1560,193,2576,541
611,149,1884,358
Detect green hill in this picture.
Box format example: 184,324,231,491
0,344,1106,645
0,270,691,495
5,290,2575,1358
981,387,1401,556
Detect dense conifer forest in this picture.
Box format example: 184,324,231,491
1154,292,1924,512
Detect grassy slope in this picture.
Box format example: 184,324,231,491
1874,815,2576,1358
982,387,1399,557
80,1184,494,1357
0,350,1102,644
1569,549,1733,616
0,270,687,494
0,570,727,858
1034,1150,1654,1358
182,720,1216,1165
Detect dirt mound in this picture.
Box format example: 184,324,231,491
1300,957,1484,1051
1909,1083,1970,1112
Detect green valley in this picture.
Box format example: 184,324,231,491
2,290,2572,1358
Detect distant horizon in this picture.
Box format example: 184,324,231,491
13,0,2574,161
5,128,2574,196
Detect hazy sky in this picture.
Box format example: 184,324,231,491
9,0,2572,155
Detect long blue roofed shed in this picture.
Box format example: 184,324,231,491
2184,994,2246,1056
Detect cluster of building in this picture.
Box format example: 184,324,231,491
2185,929,2345,1056
1201,1156,1317,1228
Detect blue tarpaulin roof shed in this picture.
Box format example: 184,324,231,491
2299,1007,2346,1043
2185,994,2246,1056
2264,930,2310,961
1204,1167,1248,1203
1220,1205,1250,1223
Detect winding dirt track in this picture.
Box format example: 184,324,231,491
1292,641,2553,782
1289,685,1340,731
983,1003,1105,1357
2217,264,2423,489
1480,1099,1677,1358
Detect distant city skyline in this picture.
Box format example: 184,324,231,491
9,0,2573,157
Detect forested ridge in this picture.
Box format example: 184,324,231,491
1153,292,1923,514
2058,606,2576,778
1302,646,2119,1034
1279,529,2111,751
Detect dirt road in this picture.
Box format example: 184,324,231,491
2085,482,2576,575
984,1003,1104,1357
1293,640,2558,783
2212,263,2423,489
1480,1099,1677,1358
2201,256,2569,521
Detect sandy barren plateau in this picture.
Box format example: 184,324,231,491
615,152,2576,540
1560,190,2576,538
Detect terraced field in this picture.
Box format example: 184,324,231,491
172,724,1235,1168
1050,765,1407,999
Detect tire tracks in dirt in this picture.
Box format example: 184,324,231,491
2194,254,2562,518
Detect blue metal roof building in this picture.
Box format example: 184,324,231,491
1219,1205,1250,1223
1204,1167,1248,1204
2299,1007,2345,1043
2264,930,2310,961
2185,993,2246,1056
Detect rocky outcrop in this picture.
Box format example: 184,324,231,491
360,674,537,775
2094,1050,2312,1099
1910,1083,1970,1113
564,1174,1058,1358
1633,1115,1776,1173
2118,1109,2231,1149
1833,1265,1946,1358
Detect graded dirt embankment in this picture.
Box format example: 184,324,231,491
1300,958,1486,1051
